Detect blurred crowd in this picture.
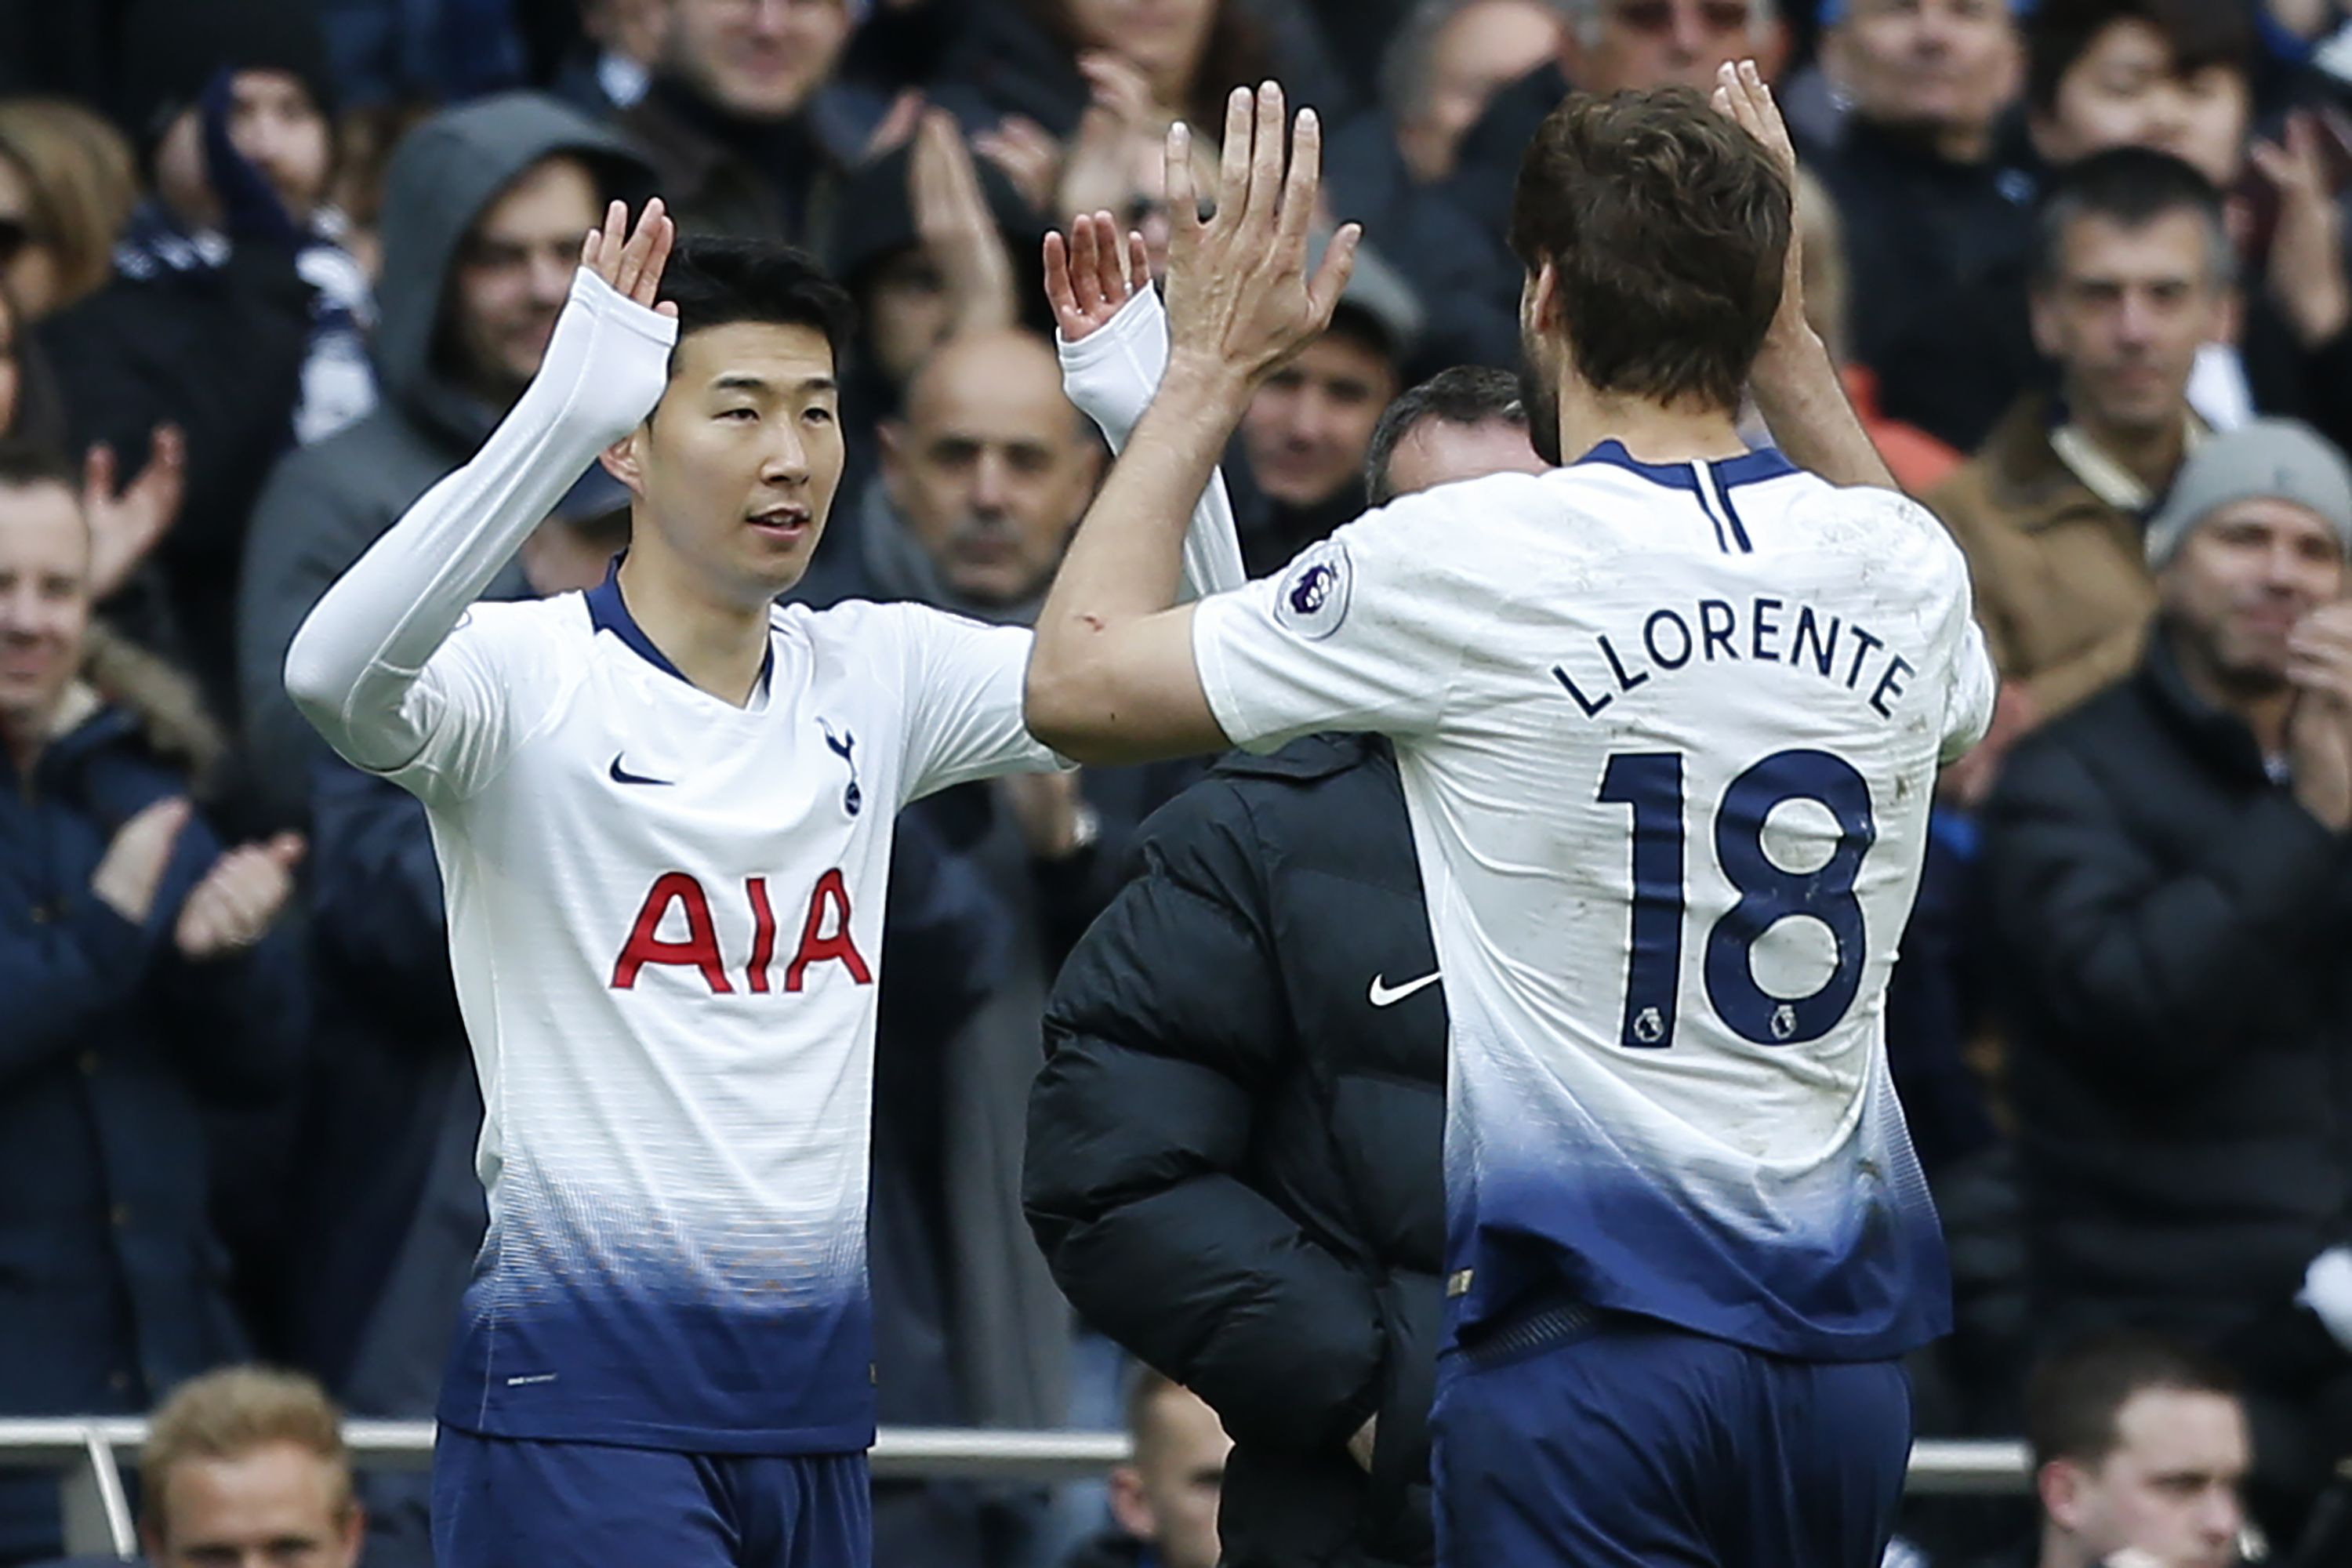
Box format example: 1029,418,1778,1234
8,1,2352,1566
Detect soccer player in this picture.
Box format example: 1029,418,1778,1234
282,209,1229,1565
1022,67,1996,1568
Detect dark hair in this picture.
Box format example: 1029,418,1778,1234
0,435,77,492
1508,89,1789,416
2029,144,2233,291
1365,365,1526,505
2025,0,2254,119
658,237,857,367
2025,1330,2239,1475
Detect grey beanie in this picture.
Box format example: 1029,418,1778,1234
2145,418,2352,568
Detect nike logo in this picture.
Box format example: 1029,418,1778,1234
1368,971,1441,1007
608,754,671,786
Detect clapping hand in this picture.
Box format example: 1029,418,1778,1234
2287,601,2352,832
176,833,305,960
1156,82,1357,394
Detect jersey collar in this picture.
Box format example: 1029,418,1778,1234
1572,438,1798,490
586,554,775,696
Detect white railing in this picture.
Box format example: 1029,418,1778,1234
0,1421,2030,1559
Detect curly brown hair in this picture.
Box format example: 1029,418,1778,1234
1508,88,1790,415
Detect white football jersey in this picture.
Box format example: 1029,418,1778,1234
1192,443,1995,1358
379,567,1054,1450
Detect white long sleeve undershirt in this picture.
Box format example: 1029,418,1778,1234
1056,284,1248,598
283,270,677,774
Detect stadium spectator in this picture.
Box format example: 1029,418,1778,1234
1996,1333,2251,1568
0,281,67,450
1809,0,2034,454
616,0,861,247
236,93,649,825
2024,0,2256,191
822,109,1038,579
1321,0,1559,368
1930,147,2228,721
313,0,532,108
140,1366,362,1568
0,440,307,1562
940,0,1290,148
1412,0,1791,378
0,97,139,321
1998,0,2352,458
1058,1371,1231,1568
1232,237,1421,575
1984,418,2352,1548
40,0,376,731
1027,366,1541,1568
1381,0,1564,183
552,0,669,115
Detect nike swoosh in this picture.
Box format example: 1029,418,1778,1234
608,754,672,786
1368,971,1441,1007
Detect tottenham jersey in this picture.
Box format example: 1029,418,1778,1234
1192,443,1995,1360
379,565,1054,1452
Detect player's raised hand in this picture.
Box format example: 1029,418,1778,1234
582,198,678,318
1160,82,1359,390
1044,211,1151,343
1712,60,1806,348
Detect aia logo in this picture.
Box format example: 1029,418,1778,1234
611,870,872,994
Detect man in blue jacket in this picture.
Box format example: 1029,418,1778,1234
0,438,305,1562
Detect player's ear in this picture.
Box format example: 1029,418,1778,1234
1530,261,1563,334
600,427,647,497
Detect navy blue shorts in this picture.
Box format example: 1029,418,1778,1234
1434,1303,1911,1568
431,1428,871,1568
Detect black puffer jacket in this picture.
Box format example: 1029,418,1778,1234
1984,631,2352,1344
1026,735,1443,1568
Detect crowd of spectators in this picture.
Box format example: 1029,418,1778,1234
6,0,2352,1565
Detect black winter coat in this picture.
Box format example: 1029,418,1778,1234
1027,735,1443,1568
1984,631,2352,1344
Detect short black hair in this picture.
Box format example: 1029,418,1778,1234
659,237,857,368
1365,365,1526,506
2025,0,2254,119
0,437,78,492
2025,1330,2238,1475
2029,145,2233,291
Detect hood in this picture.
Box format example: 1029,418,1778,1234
856,478,1044,626
373,92,652,426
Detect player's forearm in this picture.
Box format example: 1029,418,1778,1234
1032,362,1247,681
1750,327,1897,492
1059,288,1249,597
285,270,673,768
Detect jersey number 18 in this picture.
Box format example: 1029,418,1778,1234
1597,749,1875,1051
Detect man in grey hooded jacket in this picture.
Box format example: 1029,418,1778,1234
236,93,652,824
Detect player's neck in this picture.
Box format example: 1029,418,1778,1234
1554,382,1751,469
615,553,772,708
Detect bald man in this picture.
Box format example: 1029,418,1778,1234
866,329,1107,621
